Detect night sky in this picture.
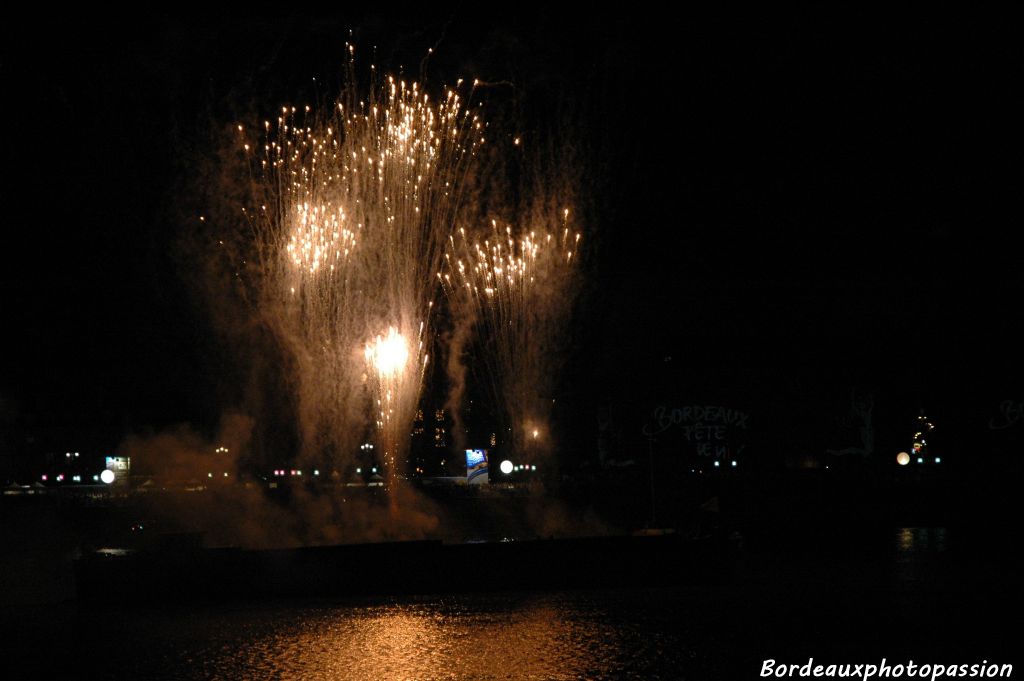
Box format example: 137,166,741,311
3,10,1021,457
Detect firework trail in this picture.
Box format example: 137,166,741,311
240,45,483,482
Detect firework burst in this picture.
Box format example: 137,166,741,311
441,197,582,462
239,45,484,480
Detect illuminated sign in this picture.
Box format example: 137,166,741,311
989,399,1023,430
105,456,130,473
465,449,488,484
642,404,751,460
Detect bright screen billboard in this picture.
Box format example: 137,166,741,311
465,449,488,484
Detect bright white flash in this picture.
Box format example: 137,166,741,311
365,327,409,377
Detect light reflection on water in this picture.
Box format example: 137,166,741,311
896,527,947,555
82,590,708,680
253,601,612,680
893,527,949,586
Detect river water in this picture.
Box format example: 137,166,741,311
5,527,1021,679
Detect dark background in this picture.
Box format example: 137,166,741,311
2,8,1021,469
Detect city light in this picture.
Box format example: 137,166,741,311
100,469,115,484
500,460,514,474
